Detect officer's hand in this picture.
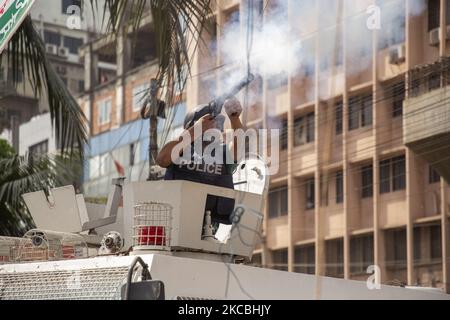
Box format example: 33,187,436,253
224,97,243,118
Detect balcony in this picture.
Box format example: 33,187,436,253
404,58,450,182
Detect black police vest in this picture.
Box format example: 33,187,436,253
164,145,236,224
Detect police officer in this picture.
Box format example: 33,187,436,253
156,97,244,225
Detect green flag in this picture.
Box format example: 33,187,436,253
0,0,35,54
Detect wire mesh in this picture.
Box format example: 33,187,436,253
0,267,129,300
0,236,31,264
15,230,88,263
133,202,172,250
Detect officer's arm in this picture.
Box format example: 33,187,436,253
229,115,244,162
224,98,244,163
156,126,196,168
156,115,216,168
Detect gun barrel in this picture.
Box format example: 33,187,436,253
210,73,256,116
224,73,256,99
187,73,256,128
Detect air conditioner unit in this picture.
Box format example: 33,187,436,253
389,44,406,65
58,47,69,58
429,28,440,47
45,44,58,55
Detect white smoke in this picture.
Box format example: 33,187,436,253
219,0,302,92
216,0,427,87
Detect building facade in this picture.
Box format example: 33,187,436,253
0,0,105,152
185,0,450,292
79,14,186,197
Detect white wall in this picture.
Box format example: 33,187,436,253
19,113,57,156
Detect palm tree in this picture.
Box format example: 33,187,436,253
0,152,80,236
2,0,212,154
0,0,213,234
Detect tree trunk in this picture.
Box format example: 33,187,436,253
148,79,159,181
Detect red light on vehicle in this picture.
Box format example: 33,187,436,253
138,226,166,246
62,246,75,259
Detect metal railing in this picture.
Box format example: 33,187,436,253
408,57,450,98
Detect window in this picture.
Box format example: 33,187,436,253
301,37,316,77
78,80,85,93
348,14,372,56
414,225,442,263
349,94,372,131
28,140,49,161
447,0,450,26
132,83,150,112
430,225,442,259
429,165,441,184
320,27,343,71
294,113,315,147
392,81,405,117
97,98,112,125
427,69,441,92
306,113,315,144
225,8,240,27
379,0,406,49
63,36,83,54
251,253,262,268
44,30,61,46
326,239,344,278
428,0,440,31
361,165,374,198
379,155,406,194
350,234,374,274
62,0,81,14
385,228,407,269
294,245,315,274
320,175,328,207
392,156,406,191
267,72,288,90
280,119,288,150
380,159,391,194
336,171,343,204
271,249,288,271
335,102,343,135
305,178,315,210
268,186,288,219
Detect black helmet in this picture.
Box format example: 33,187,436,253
183,105,225,131
183,104,210,129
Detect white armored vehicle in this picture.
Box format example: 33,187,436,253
0,159,449,300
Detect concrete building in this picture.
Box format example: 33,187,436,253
30,0,106,96
185,0,450,292
0,0,106,152
18,113,58,157
79,13,186,197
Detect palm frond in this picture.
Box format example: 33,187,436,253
0,17,88,157
0,154,76,236
89,0,212,106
